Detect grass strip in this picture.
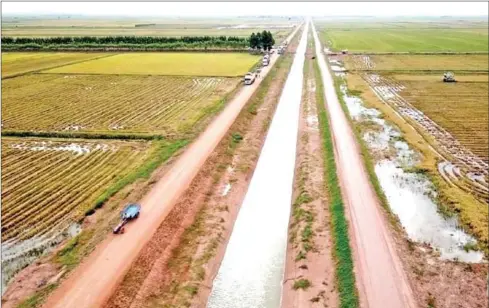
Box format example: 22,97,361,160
85,139,188,216
313,59,359,308
16,284,58,308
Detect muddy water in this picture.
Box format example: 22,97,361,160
1,223,81,293
339,81,484,263
207,23,309,308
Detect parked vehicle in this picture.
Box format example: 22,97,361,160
244,72,256,85
113,203,141,234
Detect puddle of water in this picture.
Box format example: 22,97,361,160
109,124,124,130
376,161,483,263
64,124,85,131
338,75,484,263
340,85,381,120
11,141,112,155
467,172,486,184
330,65,345,72
207,23,309,308
221,183,232,196
306,115,318,130
1,223,82,294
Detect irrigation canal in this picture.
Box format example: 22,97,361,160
206,21,309,308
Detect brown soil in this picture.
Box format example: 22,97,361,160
1,262,58,308
101,31,301,308
389,223,489,308
281,38,338,307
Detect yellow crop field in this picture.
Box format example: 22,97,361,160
2,74,239,135
42,52,260,77
1,137,153,242
345,54,489,71
2,52,108,78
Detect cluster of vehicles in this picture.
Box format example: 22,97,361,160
244,41,289,86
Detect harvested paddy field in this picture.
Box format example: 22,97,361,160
1,136,187,293
2,74,239,135
1,52,108,78
1,137,155,243
363,72,489,163
396,74,489,161
345,54,489,71
322,28,488,52
43,53,260,77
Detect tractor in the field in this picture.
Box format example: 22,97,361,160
443,72,456,82
113,203,141,234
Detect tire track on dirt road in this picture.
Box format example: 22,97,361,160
42,26,301,308
311,22,416,308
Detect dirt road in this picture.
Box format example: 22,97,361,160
43,26,301,308
311,22,416,308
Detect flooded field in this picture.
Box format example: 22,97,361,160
338,79,484,263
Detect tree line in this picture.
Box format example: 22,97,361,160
249,31,275,50
2,35,249,51
2,35,247,44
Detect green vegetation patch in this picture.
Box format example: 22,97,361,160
322,28,489,52
314,60,359,307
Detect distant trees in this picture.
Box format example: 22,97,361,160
249,30,275,50
2,35,250,51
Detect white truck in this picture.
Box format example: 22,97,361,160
244,72,256,85
262,55,270,66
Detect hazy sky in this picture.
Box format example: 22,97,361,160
3,2,488,17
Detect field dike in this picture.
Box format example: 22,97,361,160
315,58,359,308
330,60,489,307
281,30,338,307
